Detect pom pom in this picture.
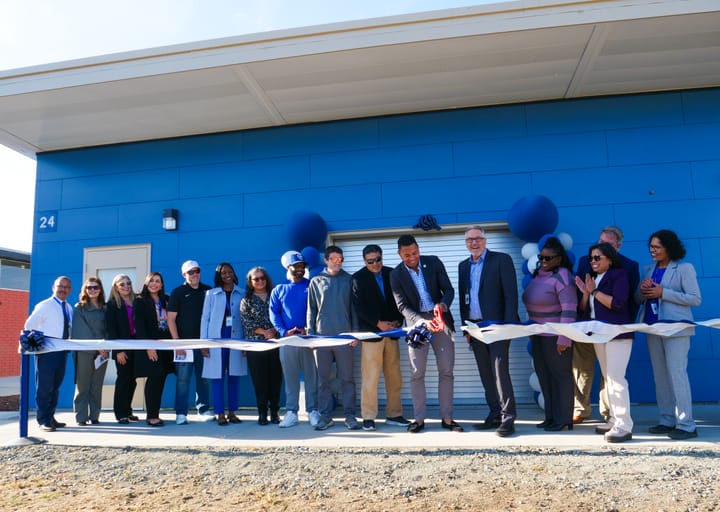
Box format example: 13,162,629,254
406,324,433,348
19,329,45,352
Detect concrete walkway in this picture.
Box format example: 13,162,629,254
2,402,718,449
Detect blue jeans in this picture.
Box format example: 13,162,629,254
174,349,210,415
211,348,239,414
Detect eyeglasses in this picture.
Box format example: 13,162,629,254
86,285,100,291
537,254,558,262
365,257,382,265
590,255,604,262
251,276,267,282
649,244,663,251
117,282,131,287
328,257,344,263
187,269,200,275
465,237,486,244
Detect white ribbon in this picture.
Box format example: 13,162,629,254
462,319,712,344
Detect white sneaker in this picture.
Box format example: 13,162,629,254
279,410,299,428
176,414,188,425
309,410,321,427
200,411,216,422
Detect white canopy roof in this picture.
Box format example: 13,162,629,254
1,0,718,157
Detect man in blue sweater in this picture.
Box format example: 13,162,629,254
269,251,320,428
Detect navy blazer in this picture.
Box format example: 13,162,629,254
577,252,640,319
458,249,519,324
390,255,455,331
351,266,403,333
578,267,633,340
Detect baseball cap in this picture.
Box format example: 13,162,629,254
181,260,201,275
280,251,304,268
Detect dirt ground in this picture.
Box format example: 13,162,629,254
1,443,718,511
2,395,718,511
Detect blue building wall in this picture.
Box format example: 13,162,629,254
28,87,720,408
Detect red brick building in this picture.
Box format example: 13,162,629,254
0,249,30,377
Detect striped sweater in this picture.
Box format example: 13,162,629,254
522,267,577,346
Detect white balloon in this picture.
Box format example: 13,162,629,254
521,242,539,260
529,372,541,392
537,392,545,410
527,254,539,274
557,232,573,250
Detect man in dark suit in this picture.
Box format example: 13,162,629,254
352,244,409,431
573,225,640,423
459,226,519,437
389,234,463,433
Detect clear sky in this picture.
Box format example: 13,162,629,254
0,0,505,252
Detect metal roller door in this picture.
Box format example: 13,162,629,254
331,224,534,407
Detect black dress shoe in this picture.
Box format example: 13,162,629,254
258,416,269,426
668,428,698,440
648,424,674,434
536,419,553,429
496,422,515,437
51,419,66,428
128,414,140,422
147,419,164,427
39,423,56,432
118,418,130,424
90,419,100,425
544,423,573,432
473,418,501,430
441,420,464,432
407,421,425,433
77,420,89,426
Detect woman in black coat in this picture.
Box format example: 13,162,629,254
133,272,174,426
106,274,140,424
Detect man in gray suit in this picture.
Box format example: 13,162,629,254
458,226,519,437
390,234,463,433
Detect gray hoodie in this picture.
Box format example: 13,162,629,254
307,269,355,335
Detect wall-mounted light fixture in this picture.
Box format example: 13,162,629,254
162,209,178,231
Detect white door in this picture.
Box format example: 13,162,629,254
84,244,151,410
331,225,533,406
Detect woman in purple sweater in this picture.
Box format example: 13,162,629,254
522,237,577,432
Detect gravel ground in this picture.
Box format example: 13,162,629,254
1,444,719,511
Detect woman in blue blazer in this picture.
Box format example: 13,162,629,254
575,243,633,443
636,230,701,440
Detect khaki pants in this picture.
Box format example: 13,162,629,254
360,337,404,420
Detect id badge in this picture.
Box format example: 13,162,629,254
650,303,658,315
225,315,233,327
464,293,470,305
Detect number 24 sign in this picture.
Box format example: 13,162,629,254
36,210,58,233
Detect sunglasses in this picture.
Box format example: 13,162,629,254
187,269,200,275
86,285,100,291
251,276,267,282
590,255,604,262
366,257,382,265
537,254,558,262
328,257,344,263
117,282,132,287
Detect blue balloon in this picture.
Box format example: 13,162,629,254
537,233,556,251
308,264,324,278
301,246,321,269
521,261,531,275
507,195,559,242
287,211,327,250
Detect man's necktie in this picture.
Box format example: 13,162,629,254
62,301,70,339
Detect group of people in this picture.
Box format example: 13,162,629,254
24,226,702,442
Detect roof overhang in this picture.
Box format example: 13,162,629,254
1,0,719,158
